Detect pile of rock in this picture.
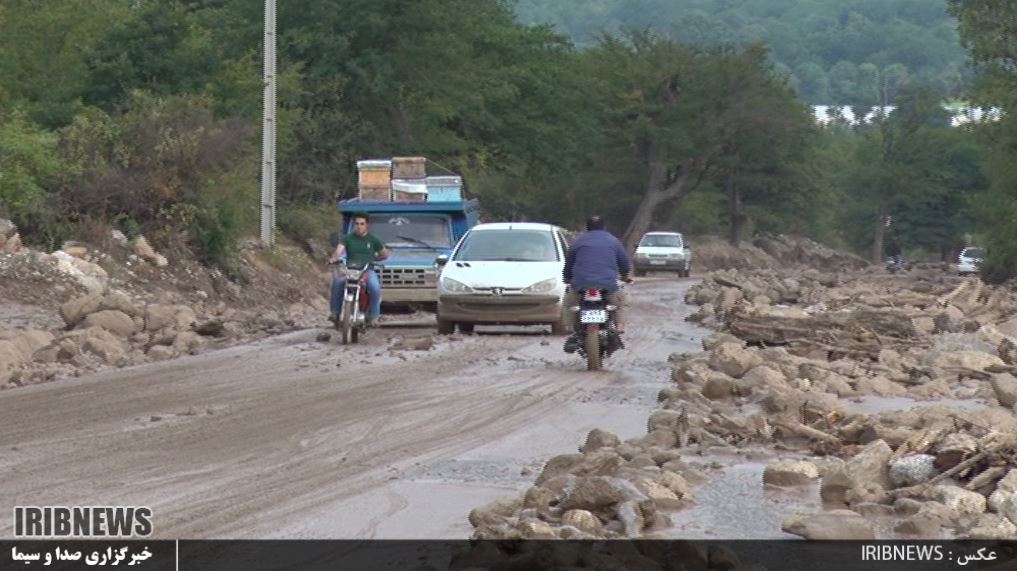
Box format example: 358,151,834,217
691,234,869,273
0,218,22,253
0,292,226,389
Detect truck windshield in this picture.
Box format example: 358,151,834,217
368,214,452,248
454,229,559,262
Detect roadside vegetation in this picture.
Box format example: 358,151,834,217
0,0,1013,280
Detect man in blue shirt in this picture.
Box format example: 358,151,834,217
563,216,632,334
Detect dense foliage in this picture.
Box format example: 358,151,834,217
0,0,1004,275
515,0,970,105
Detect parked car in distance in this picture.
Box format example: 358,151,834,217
435,222,570,335
633,232,691,277
956,246,983,275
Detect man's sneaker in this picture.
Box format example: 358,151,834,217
563,335,580,354
366,317,380,329
328,313,339,324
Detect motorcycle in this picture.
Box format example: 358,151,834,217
565,285,625,371
333,261,377,344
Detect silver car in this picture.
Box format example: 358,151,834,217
435,223,570,335
633,232,691,277
955,247,983,275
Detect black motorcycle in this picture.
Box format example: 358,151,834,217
564,286,625,371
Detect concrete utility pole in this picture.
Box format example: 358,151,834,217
260,0,277,246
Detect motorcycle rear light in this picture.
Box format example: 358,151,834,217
583,290,602,301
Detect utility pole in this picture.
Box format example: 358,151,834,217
260,0,277,246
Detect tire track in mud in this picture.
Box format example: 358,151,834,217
0,276,705,538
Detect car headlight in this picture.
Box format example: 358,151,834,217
636,252,649,258
440,277,474,293
521,278,558,294
668,252,684,259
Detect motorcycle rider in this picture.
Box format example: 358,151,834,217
885,234,903,270
329,212,390,327
563,216,632,352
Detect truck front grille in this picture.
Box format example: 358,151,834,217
380,267,430,288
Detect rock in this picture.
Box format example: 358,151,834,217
82,310,138,337
912,317,936,336
821,439,892,504
708,343,762,378
647,410,684,432
581,428,621,453
894,497,924,516
522,486,557,516
468,498,522,528
740,365,787,391
965,513,1017,539
855,375,906,397
60,294,102,327
991,374,1017,408
988,469,1017,513
889,455,939,487
636,481,680,504
763,460,820,487
701,375,735,400
656,471,694,500
173,331,206,354
536,454,585,485
144,305,178,332
99,292,140,317
894,515,941,536
781,510,875,540
998,493,1017,528
927,350,1005,371
147,345,177,361
82,333,128,365
10,330,55,361
702,332,744,351
561,509,603,534
637,429,678,449
560,477,645,511
998,337,1017,366
930,485,986,517
519,520,557,539
712,287,744,317
934,433,978,471
392,336,433,351
3,232,23,253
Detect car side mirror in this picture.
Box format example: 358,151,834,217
435,254,449,268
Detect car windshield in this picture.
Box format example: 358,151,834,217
454,229,559,262
964,248,983,258
640,234,683,248
366,214,452,248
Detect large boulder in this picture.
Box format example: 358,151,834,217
581,429,621,453
927,350,1005,371
468,498,523,529
7,330,55,361
82,310,138,337
708,343,762,378
559,477,645,511
763,460,820,487
991,374,1017,408
60,294,102,328
930,485,986,517
781,510,875,540
821,440,892,504
988,469,1017,513
561,510,603,534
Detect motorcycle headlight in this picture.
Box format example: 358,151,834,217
441,277,474,294
522,278,558,294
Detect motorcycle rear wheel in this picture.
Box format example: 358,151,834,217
585,326,602,371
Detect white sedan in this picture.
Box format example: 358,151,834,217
435,222,570,335
956,247,983,275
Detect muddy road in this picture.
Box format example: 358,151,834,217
0,277,705,539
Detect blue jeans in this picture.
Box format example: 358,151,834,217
331,269,382,320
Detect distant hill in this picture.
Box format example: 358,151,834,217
513,0,970,105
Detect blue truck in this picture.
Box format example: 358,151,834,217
337,198,481,304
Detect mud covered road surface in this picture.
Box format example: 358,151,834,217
0,276,706,538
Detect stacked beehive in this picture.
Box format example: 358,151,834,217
356,160,392,201
391,157,428,202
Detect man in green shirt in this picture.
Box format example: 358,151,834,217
330,212,390,326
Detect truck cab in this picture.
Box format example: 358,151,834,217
338,198,480,305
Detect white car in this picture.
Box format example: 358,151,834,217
633,231,691,277
956,247,983,275
435,222,570,335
